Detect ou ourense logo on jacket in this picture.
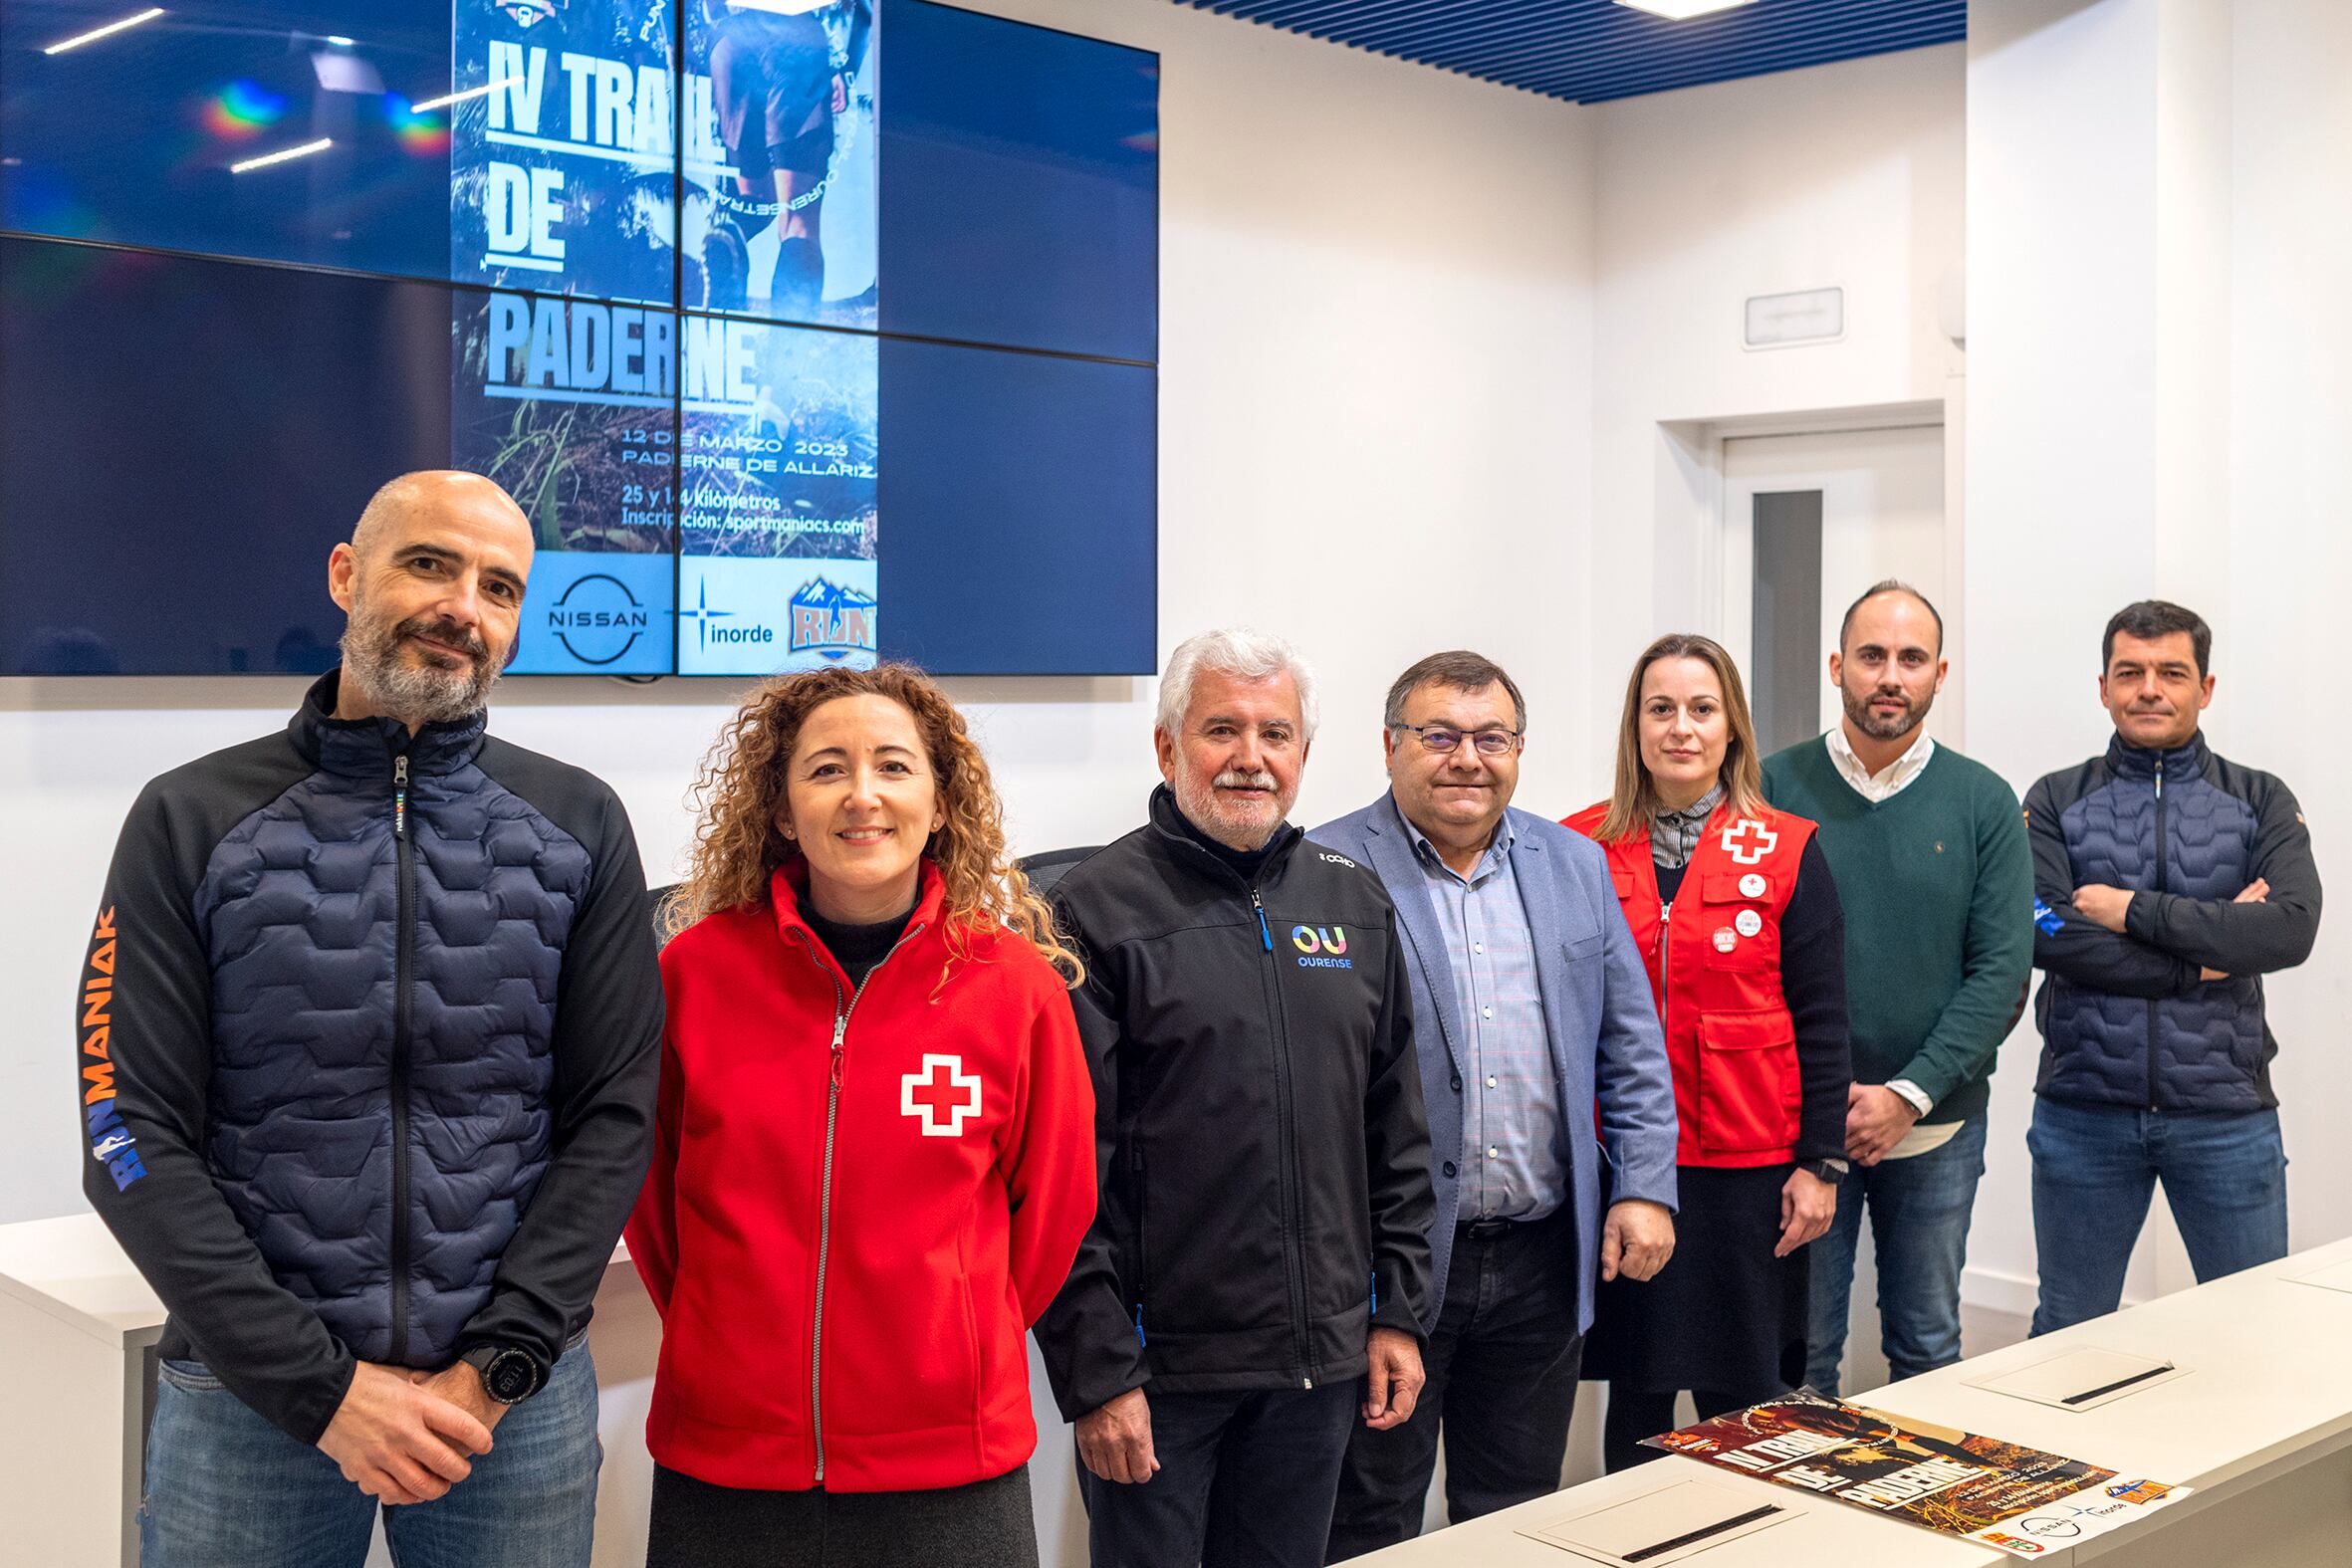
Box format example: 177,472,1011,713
1292,924,1354,971
901,1053,982,1136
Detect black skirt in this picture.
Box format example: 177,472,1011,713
646,1462,1039,1568
1582,1164,1808,1395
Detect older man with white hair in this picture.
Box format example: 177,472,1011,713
1038,628,1436,1568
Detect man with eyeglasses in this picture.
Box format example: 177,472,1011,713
1313,651,1679,1559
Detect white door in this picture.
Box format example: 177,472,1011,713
1720,423,1950,1395
1721,425,1954,758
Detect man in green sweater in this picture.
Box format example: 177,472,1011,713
1762,581,2032,1397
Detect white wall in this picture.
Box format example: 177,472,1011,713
1964,0,2352,1315
1964,0,2173,1318
2227,0,2352,1271
1589,41,1967,716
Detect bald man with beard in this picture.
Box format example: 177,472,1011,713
78,472,662,1568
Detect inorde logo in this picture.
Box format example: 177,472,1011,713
80,907,145,1190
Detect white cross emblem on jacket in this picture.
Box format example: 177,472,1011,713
902,1053,983,1137
1720,818,1779,865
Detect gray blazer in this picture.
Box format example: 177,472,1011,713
1310,795,1679,1334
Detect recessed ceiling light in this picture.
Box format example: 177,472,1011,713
410,76,522,113
231,136,332,173
1615,0,1760,19
41,7,164,55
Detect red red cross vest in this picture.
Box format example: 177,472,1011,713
1562,800,1816,1169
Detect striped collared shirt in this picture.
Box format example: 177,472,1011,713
1392,797,1565,1223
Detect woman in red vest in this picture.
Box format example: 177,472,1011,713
1563,634,1852,1472
628,664,1097,1566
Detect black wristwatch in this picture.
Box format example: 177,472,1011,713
459,1344,548,1406
1798,1158,1848,1186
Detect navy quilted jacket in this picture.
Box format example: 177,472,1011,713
77,671,662,1443
2025,733,2320,1111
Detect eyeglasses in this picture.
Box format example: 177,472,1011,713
1392,723,1523,757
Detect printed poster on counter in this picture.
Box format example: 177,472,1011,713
1643,1389,2189,1558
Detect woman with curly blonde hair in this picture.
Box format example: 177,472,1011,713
627,664,1096,1568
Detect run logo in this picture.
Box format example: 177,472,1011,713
789,576,878,662
79,908,145,1191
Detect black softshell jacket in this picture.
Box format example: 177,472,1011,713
1036,786,1435,1421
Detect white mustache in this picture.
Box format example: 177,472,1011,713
1215,770,1278,791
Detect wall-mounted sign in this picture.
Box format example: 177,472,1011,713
1745,286,1844,348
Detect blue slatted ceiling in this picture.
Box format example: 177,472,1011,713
1177,0,1966,104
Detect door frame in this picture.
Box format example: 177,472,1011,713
1652,397,1960,735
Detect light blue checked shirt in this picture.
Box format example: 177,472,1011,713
1393,797,1567,1224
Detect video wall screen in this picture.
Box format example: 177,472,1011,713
0,0,1158,676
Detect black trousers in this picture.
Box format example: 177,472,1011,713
1078,1381,1358,1568
1325,1211,1584,1562
1600,1383,1786,1474
645,1462,1037,1568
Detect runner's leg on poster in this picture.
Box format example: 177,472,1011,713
773,177,823,320
705,12,781,312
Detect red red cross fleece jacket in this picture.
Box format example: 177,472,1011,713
626,859,1097,1492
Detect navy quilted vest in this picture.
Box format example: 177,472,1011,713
191,686,590,1366
2037,734,2269,1110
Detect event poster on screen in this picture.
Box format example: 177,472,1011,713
446,0,877,321
445,0,880,674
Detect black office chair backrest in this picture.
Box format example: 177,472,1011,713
648,851,1099,951
648,883,685,950
1016,847,1101,901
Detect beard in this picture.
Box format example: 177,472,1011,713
340,598,499,726
1172,765,1294,851
1841,682,1931,743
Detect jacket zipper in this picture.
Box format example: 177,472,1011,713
1131,1141,1148,1348
388,749,415,1366
2147,758,2167,1111
1251,885,1315,1390
1657,897,1673,1040
804,922,923,1486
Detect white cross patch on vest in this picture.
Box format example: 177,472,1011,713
1720,819,1779,865
901,1053,983,1137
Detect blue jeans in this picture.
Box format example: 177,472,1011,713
140,1340,600,1568
2028,1098,2289,1337
1804,1113,1988,1397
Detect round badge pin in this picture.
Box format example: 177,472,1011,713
1712,927,1739,953
1735,909,1764,939
1740,872,1767,899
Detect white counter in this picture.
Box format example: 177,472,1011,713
0,1214,654,1568
7,1217,2350,1568
1356,1232,2352,1566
